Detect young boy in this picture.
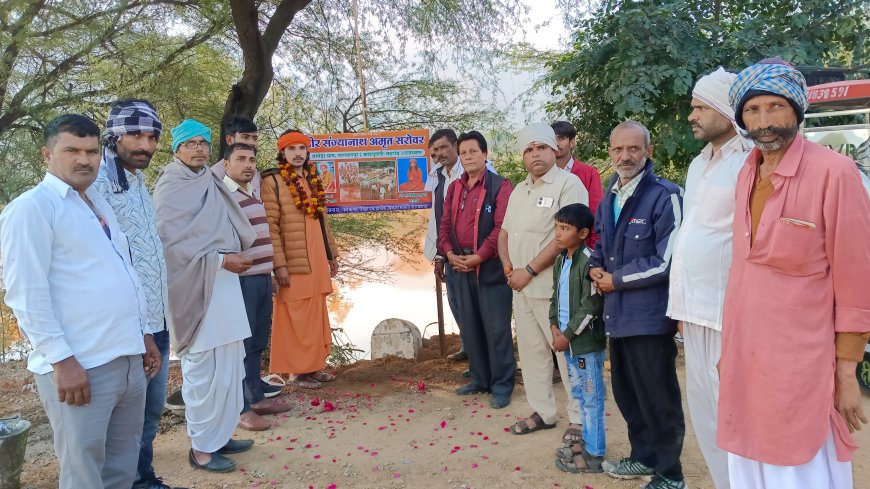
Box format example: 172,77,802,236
549,203,607,473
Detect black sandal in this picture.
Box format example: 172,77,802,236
509,412,556,435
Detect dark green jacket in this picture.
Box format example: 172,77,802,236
549,246,606,356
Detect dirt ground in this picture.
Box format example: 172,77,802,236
3,335,869,489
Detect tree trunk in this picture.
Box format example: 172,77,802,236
220,0,312,157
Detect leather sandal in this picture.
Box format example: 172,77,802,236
509,412,556,435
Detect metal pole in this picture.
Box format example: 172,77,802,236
352,0,369,132
435,274,446,357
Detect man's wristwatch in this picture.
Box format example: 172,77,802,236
434,255,445,263
525,264,538,277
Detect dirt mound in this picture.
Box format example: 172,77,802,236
333,334,466,387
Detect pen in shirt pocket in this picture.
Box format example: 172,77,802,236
779,217,816,230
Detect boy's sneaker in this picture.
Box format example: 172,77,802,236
601,457,655,480
642,474,687,489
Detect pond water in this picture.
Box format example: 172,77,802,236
329,246,460,359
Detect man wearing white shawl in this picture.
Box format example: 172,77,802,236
154,119,257,473
666,67,752,489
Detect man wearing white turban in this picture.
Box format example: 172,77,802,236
666,67,751,489
498,123,588,438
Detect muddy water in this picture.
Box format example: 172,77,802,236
329,246,460,359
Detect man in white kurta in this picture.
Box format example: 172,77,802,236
666,68,751,489
154,119,256,473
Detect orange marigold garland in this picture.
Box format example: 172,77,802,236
278,160,327,219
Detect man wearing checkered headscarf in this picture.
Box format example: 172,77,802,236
101,99,163,193
91,99,181,489
719,59,870,489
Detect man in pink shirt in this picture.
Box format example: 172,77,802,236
720,58,870,489
551,121,603,248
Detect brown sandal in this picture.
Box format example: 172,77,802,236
288,376,321,390
509,412,556,435
562,424,583,446
308,371,336,382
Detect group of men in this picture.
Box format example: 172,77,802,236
428,58,870,489
0,55,868,489
0,105,295,488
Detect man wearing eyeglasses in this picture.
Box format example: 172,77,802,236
154,119,257,473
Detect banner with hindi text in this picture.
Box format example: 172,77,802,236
307,129,432,214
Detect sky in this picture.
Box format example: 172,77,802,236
489,0,570,126
520,0,566,51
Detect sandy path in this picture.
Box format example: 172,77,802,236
6,353,870,489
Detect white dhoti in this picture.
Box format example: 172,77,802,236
181,268,251,453
727,424,853,489
684,322,730,489
181,341,245,452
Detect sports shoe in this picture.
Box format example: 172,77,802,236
262,382,283,398
643,474,687,489
447,351,468,361
133,476,188,489
601,457,655,480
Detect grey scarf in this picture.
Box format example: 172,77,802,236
153,158,256,355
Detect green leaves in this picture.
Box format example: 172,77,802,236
545,0,869,177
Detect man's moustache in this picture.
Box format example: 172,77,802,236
747,125,796,139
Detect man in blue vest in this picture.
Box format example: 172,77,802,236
589,120,686,489
437,131,515,408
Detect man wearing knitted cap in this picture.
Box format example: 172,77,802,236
720,58,870,488
91,100,184,489
666,68,751,489
154,119,257,473
499,122,588,440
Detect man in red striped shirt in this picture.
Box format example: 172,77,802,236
551,121,603,247
222,143,290,431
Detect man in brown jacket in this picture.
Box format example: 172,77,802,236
261,129,339,389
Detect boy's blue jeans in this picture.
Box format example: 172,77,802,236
563,349,607,457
